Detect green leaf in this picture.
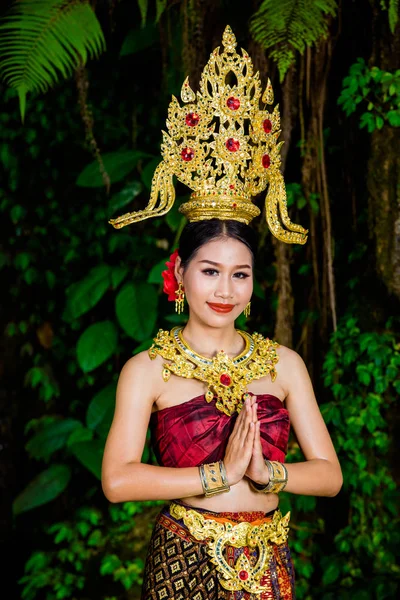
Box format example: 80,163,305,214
13,464,71,515
69,439,104,479
147,258,168,284
387,109,400,126
137,0,148,26
77,321,118,372
250,0,337,80
0,1,106,121
86,383,116,431
14,252,32,270
111,266,129,289
64,265,111,321
108,181,143,214
116,282,158,341
322,561,341,585
25,419,83,460
388,0,399,33
76,151,151,187
120,22,158,57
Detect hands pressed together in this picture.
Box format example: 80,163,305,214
223,395,269,487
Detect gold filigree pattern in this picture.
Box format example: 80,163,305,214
109,25,308,245
170,502,291,595
148,326,279,416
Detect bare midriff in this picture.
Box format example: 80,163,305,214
181,478,279,513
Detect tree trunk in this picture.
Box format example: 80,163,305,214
368,8,400,299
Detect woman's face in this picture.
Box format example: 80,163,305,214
175,236,253,327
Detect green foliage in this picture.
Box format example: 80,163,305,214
76,151,152,188
338,58,400,131
13,465,72,515
249,0,337,81
0,0,105,120
380,0,399,33
281,316,400,598
137,0,168,26
115,282,158,341
19,502,163,599
77,321,119,373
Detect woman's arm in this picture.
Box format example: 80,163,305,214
101,352,255,503
101,352,204,502
252,346,343,497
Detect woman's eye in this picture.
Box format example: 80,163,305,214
202,268,218,276
234,272,250,279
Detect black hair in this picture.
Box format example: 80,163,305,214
178,219,258,269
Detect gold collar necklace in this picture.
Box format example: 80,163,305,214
149,326,279,416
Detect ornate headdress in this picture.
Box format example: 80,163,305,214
109,26,307,245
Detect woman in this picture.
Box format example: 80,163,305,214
102,26,342,599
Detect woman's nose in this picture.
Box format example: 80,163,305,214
215,276,234,299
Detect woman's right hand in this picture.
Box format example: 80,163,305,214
223,397,256,485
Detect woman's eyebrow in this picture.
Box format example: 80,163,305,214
198,260,252,269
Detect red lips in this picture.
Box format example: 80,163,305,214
207,302,235,313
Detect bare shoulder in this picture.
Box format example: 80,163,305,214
274,343,310,397
116,349,164,407
119,348,160,377
275,344,305,369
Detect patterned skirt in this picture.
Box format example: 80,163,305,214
141,501,295,600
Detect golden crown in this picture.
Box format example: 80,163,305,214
109,26,308,245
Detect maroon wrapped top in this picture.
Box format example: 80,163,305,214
150,392,290,468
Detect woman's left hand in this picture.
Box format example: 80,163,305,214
244,397,269,485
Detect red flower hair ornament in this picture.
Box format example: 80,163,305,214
161,249,180,301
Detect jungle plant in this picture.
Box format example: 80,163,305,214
338,58,400,131
18,501,163,599
249,0,337,80
0,0,106,120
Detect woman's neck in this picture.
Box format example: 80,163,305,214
181,319,245,359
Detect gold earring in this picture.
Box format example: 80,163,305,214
244,301,251,317
175,282,185,314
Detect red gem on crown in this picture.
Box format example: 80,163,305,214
239,570,249,581
219,373,232,387
181,147,195,161
227,97,240,110
262,154,271,168
186,112,200,127
226,138,240,152
263,119,272,134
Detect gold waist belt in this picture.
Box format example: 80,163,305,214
170,502,290,595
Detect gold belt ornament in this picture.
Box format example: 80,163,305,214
170,502,290,595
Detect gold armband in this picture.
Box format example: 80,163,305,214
199,461,230,497
249,460,288,494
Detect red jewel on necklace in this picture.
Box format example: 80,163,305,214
239,570,249,581
185,112,200,127
262,154,271,168
220,373,232,386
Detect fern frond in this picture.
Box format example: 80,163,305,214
0,0,106,120
388,0,399,33
250,0,337,81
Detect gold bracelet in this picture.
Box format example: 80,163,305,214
199,461,230,497
249,460,288,494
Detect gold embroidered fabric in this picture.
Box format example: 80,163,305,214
170,502,290,594
148,326,279,416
